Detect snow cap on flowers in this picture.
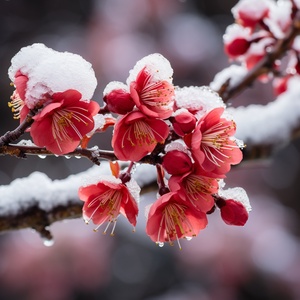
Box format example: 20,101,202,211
126,53,174,85
175,86,225,119
8,43,97,109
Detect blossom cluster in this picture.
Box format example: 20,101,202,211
224,0,300,94
8,44,250,249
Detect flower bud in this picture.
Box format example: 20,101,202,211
162,150,192,175
104,89,135,115
225,38,251,58
171,110,196,136
216,198,248,226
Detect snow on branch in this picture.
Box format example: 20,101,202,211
0,162,157,240
229,76,300,146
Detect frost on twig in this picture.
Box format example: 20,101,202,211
0,162,156,239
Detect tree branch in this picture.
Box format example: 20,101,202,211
0,143,119,165
0,109,37,147
218,13,300,102
0,163,157,241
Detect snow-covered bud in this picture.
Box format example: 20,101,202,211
224,24,251,58
232,0,270,28
103,82,135,115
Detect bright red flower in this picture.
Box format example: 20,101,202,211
187,107,242,177
130,67,175,119
146,192,208,248
216,198,249,226
112,111,170,161
168,166,218,213
78,178,139,234
30,89,100,154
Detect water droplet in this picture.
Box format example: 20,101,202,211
38,155,47,159
157,242,164,247
64,155,71,159
75,155,81,159
43,239,54,247
185,236,193,241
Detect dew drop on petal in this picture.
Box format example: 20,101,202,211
157,242,164,247
64,155,71,159
38,155,47,159
185,236,193,241
75,155,81,159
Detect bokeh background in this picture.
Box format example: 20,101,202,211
1,0,300,299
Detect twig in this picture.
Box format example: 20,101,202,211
0,109,37,147
218,13,300,102
0,144,119,165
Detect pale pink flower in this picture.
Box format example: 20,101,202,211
146,192,208,248
30,89,99,154
78,177,139,234
112,111,170,161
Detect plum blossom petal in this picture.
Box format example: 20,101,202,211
127,53,175,119
78,177,139,234
112,111,169,161
189,107,243,177
146,192,208,248
30,89,100,154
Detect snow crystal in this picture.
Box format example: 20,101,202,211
223,24,251,43
87,113,114,137
292,36,300,53
228,76,300,145
103,81,129,96
8,43,53,80
175,86,225,117
210,65,247,92
126,53,173,85
218,186,252,212
8,43,97,109
15,139,36,146
126,179,141,203
263,0,292,39
232,0,271,20
165,140,189,154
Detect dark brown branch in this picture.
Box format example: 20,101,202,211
0,144,119,165
0,109,37,147
0,201,83,240
218,13,300,102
